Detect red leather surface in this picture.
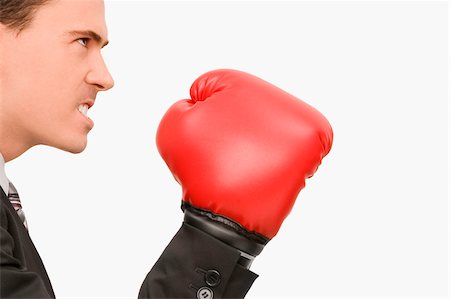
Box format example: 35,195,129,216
157,69,333,239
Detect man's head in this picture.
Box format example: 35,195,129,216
0,0,114,162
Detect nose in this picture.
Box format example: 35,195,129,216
85,52,115,91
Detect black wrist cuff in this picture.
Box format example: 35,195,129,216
182,202,269,257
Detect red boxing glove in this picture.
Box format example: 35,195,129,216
157,69,333,262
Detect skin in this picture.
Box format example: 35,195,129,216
0,0,114,163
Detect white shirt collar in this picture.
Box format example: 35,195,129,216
0,153,10,195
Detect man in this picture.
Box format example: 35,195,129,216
1,0,333,298
0,0,112,296
0,1,263,297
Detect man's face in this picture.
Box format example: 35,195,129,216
0,0,114,154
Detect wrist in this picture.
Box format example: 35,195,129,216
182,202,269,269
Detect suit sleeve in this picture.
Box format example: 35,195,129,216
138,222,258,298
0,203,52,298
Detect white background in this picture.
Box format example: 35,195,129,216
6,1,448,298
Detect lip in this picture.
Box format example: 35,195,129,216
80,99,95,109
78,109,94,129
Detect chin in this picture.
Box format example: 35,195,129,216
51,136,88,154
66,144,87,154
67,141,88,154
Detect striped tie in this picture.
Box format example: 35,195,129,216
8,182,28,230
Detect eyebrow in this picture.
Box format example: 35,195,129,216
68,30,109,48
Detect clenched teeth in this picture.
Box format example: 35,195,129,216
78,104,89,116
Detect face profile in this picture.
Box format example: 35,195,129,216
0,0,114,162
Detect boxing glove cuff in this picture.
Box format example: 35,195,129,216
182,202,268,258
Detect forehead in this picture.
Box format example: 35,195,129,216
31,0,108,39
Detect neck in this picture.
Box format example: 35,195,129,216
0,119,35,163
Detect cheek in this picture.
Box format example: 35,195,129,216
5,42,64,98
17,46,85,110
2,33,88,129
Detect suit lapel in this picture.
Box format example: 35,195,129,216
0,185,56,298
0,185,7,201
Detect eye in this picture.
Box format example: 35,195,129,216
77,38,89,47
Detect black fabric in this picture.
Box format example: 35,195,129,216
0,187,55,298
1,186,258,298
138,222,258,298
183,206,266,256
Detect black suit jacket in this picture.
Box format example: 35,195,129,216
0,187,258,298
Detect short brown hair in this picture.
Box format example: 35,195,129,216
0,0,52,32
